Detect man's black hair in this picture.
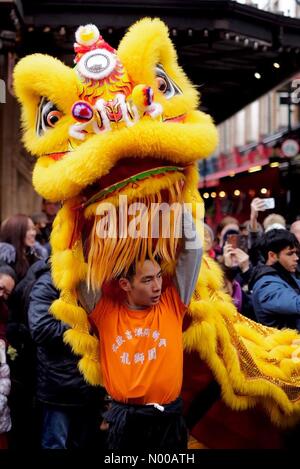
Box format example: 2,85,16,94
119,256,161,282
0,263,17,283
259,229,299,261
120,262,137,282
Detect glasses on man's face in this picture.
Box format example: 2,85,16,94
0,285,13,298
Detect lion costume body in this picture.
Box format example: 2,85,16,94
13,18,300,438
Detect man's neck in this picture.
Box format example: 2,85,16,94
266,260,275,266
124,300,149,310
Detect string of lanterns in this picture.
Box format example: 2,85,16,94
202,188,269,199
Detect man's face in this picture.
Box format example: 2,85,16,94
43,201,60,217
0,274,15,301
271,247,299,273
120,260,163,308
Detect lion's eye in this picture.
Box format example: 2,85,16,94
46,110,62,127
155,64,182,99
36,97,63,136
156,76,168,94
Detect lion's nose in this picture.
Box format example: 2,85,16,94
72,101,94,123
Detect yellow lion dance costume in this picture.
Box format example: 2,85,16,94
13,18,300,430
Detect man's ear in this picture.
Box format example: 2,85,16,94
268,251,278,264
119,278,131,292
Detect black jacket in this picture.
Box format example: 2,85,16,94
6,260,49,391
27,261,102,406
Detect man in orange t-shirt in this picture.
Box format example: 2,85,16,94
84,209,202,450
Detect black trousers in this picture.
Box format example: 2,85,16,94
103,397,188,451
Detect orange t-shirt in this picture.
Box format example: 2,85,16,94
90,285,186,405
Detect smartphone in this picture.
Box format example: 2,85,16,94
227,234,239,249
238,235,249,253
0,339,6,365
263,198,275,210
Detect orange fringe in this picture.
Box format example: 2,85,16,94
87,180,184,290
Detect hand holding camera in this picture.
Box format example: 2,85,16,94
250,197,275,231
224,242,250,272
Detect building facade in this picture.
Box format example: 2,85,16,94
200,74,300,226
239,0,300,17
0,53,41,221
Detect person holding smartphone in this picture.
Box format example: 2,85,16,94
248,198,286,267
221,241,255,320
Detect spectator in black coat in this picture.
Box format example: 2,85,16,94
6,261,47,449
27,260,105,449
0,264,16,343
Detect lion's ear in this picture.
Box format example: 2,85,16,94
13,54,79,156
117,17,199,113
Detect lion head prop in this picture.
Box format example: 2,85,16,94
14,18,300,426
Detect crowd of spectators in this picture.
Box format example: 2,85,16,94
0,195,300,449
204,198,300,329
